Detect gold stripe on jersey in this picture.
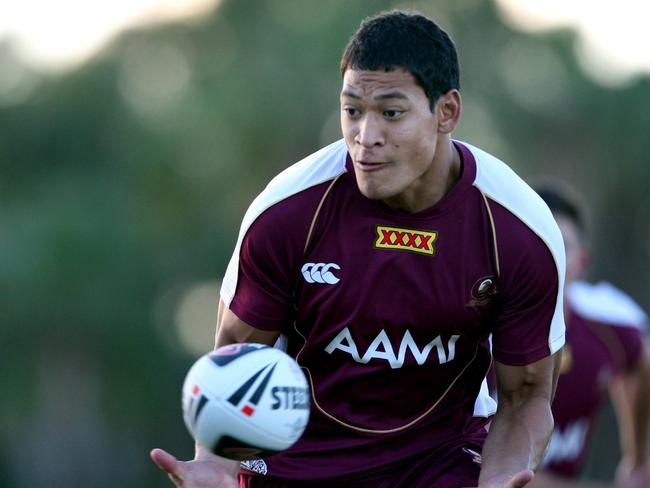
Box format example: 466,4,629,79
374,225,437,255
480,192,500,278
303,175,342,254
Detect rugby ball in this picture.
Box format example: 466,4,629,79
181,343,310,460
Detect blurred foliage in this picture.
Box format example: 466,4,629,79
0,0,648,486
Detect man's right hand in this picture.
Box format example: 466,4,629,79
150,448,239,488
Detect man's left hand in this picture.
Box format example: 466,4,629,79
473,469,534,488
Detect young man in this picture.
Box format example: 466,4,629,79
526,185,650,488
151,10,566,487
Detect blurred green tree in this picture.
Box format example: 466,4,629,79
0,0,647,485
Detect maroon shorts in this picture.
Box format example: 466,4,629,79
238,440,483,488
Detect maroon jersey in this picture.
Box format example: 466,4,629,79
221,139,565,482
543,281,647,477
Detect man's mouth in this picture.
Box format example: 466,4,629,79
355,160,388,171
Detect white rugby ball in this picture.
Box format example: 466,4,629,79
181,343,310,460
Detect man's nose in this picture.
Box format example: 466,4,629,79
355,114,385,147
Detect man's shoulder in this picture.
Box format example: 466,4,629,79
243,139,348,225
568,281,648,330
460,141,549,222
221,140,348,306
459,141,564,264
261,139,348,202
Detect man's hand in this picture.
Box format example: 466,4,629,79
476,469,534,488
150,448,238,488
151,303,277,487
616,463,650,488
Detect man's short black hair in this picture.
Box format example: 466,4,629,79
340,10,460,108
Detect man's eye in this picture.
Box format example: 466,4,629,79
384,110,403,119
343,107,360,117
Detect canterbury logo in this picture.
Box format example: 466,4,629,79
375,225,437,255
301,262,340,284
226,362,277,417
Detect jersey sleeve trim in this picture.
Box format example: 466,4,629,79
462,141,567,355
220,139,349,307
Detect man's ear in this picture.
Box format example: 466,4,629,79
436,89,461,134
577,246,591,280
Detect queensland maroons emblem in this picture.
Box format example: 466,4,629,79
467,277,497,307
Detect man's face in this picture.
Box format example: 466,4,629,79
555,213,589,285
340,68,441,207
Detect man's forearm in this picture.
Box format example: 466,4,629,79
479,395,553,483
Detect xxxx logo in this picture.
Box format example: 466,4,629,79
375,225,437,255
226,362,277,417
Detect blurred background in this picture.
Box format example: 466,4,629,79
1,0,648,486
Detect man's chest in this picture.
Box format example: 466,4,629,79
294,207,499,340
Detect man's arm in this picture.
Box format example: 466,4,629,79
151,300,281,487
215,298,281,347
478,350,563,488
609,343,650,487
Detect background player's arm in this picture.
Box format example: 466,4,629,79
526,470,614,487
524,347,650,488
610,342,650,486
478,350,562,488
